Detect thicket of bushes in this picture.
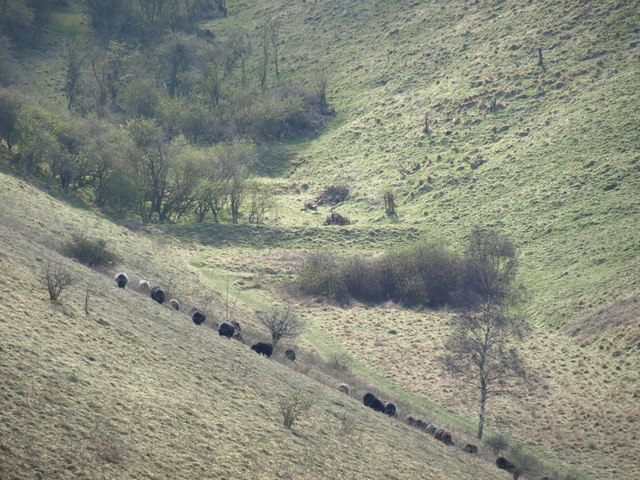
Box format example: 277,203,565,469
0,0,331,224
293,228,518,308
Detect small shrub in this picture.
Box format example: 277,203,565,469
62,234,118,267
327,352,350,371
383,189,396,217
294,252,348,302
279,394,312,429
316,185,349,206
43,261,75,302
258,304,305,348
323,211,351,226
508,443,543,480
486,433,509,455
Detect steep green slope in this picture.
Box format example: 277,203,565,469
0,170,503,479
3,1,639,479
208,0,640,328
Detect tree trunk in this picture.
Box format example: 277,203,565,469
477,389,486,440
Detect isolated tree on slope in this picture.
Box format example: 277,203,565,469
441,227,528,440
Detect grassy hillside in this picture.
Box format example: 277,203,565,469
0,170,507,480
206,0,640,328
2,0,639,479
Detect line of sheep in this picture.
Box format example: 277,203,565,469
114,272,276,358
115,272,550,480
340,386,551,479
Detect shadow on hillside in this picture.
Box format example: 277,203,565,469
162,223,423,250
254,144,299,177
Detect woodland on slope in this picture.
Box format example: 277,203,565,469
0,1,639,479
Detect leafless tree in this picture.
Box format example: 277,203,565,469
454,226,520,308
43,262,75,302
279,394,312,429
259,19,269,90
269,19,281,76
313,67,329,107
442,227,528,440
441,305,527,440
259,304,305,348
64,40,90,109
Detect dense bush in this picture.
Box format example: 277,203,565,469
293,232,512,309
62,234,118,267
294,241,460,307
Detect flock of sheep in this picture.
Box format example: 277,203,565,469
114,272,275,358
114,271,546,479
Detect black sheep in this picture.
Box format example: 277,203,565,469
169,299,180,310
189,307,206,325
463,444,478,454
218,322,236,338
362,393,385,413
496,457,516,473
284,348,296,361
114,272,129,288
150,286,165,304
251,342,273,357
405,415,416,426
436,430,454,446
382,401,397,417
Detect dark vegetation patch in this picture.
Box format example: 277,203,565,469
323,211,351,226
293,227,518,308
316,185,350,206
62,234,118,267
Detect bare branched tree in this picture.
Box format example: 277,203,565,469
441,305,527,440
442,227,529,440
43,262,75,302
279,394,312,429
259,304,305,348
64,40,91,109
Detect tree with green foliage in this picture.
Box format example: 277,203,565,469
213,139,256,224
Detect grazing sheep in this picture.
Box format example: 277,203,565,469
414,419,426,430
189,307,206,325
362,393,385,413
463,444,478,454
230,320,241,332
405,415,416,426
496,457,516,474
436,430,454,446
138,280,151,294
114,272,129,288
337,383,350,395
284,348,296,361
218,322,236,338
382,401,397,417
150,286,165,304
169,299,180,310
425,424,437,434
251,342,273,357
